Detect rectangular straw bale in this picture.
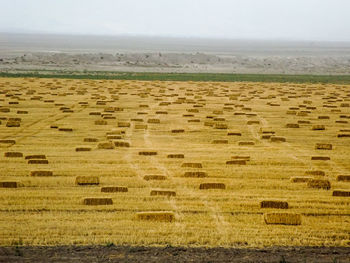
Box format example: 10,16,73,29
75,176,99,185
0,181,19,188
4,152,23,158
150,190,176,197
305,170,325,176
143,175,166,181
260,200,288,209
101,186,128,192
290,177,312,183
311,156,330,161
307,179,331,190
136,211,175,222
183,171,207,178
315,143,332,150
25,155,46,160
30,171,53,176
139,151,157,156
181,162,202,168
336,175,350,181
264,213,301,225
167,154,184,158
28,159,49,164
83,198,113,205
332,190,350,197
226,160,246,165
75,147,92,152
199,183,225,190
114,141,130,147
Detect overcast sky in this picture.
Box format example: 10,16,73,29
1,0,350,41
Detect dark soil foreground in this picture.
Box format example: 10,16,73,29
0,246,350,263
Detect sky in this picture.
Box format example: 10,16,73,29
1,0,350,41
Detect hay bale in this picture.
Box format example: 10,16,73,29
76,147,92,152
58,128,73,132
199,183,225,190
305,170,325,176
95,120,107,125
338,133,350,138
232,156,250,161
212,139,228,144
0,181,19,188
139,151,157,156
0,139,16,144
270,136,286,142
30,171,53,176
101,186,128,192
135,124,148,129
332,190,350,197
226,160,246,165
136,211,175,222
118,122,131,127
286,123,299,128
183,171,207,178
247,120,260,125
336,175,350,181
312,125,325,130
4,152,23,158
214,123,228,129
75,176,99,185
147,119,160,124
84,138,98,142
167,154,184,158
25,155,46,160
28,159,49,164
83,198,113,205
315,143,332,150
290,177,312,183
181,162,202,168
114,141,130,147
318,116,330,119
227,131,241,136
97,142,114,149
260,200,288,209
264,213,301,225
17,110,28,114
6,121,20,127
311,156,330,161
50,125,58,129
238,141,255,146
143,175,167,181
171,129,185,133
89,112,101,116
150,190,176,197
307,179,331,190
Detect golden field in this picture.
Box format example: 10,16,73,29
0,77,349,247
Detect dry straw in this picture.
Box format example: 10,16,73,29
264,213,301,225
75,176,99,185
136,211,175,222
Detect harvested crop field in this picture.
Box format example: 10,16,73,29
0,77,350,248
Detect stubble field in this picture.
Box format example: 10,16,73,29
0,77,349,248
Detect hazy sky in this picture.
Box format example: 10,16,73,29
1,0,350,41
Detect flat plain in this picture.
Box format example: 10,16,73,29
0,77,349,248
